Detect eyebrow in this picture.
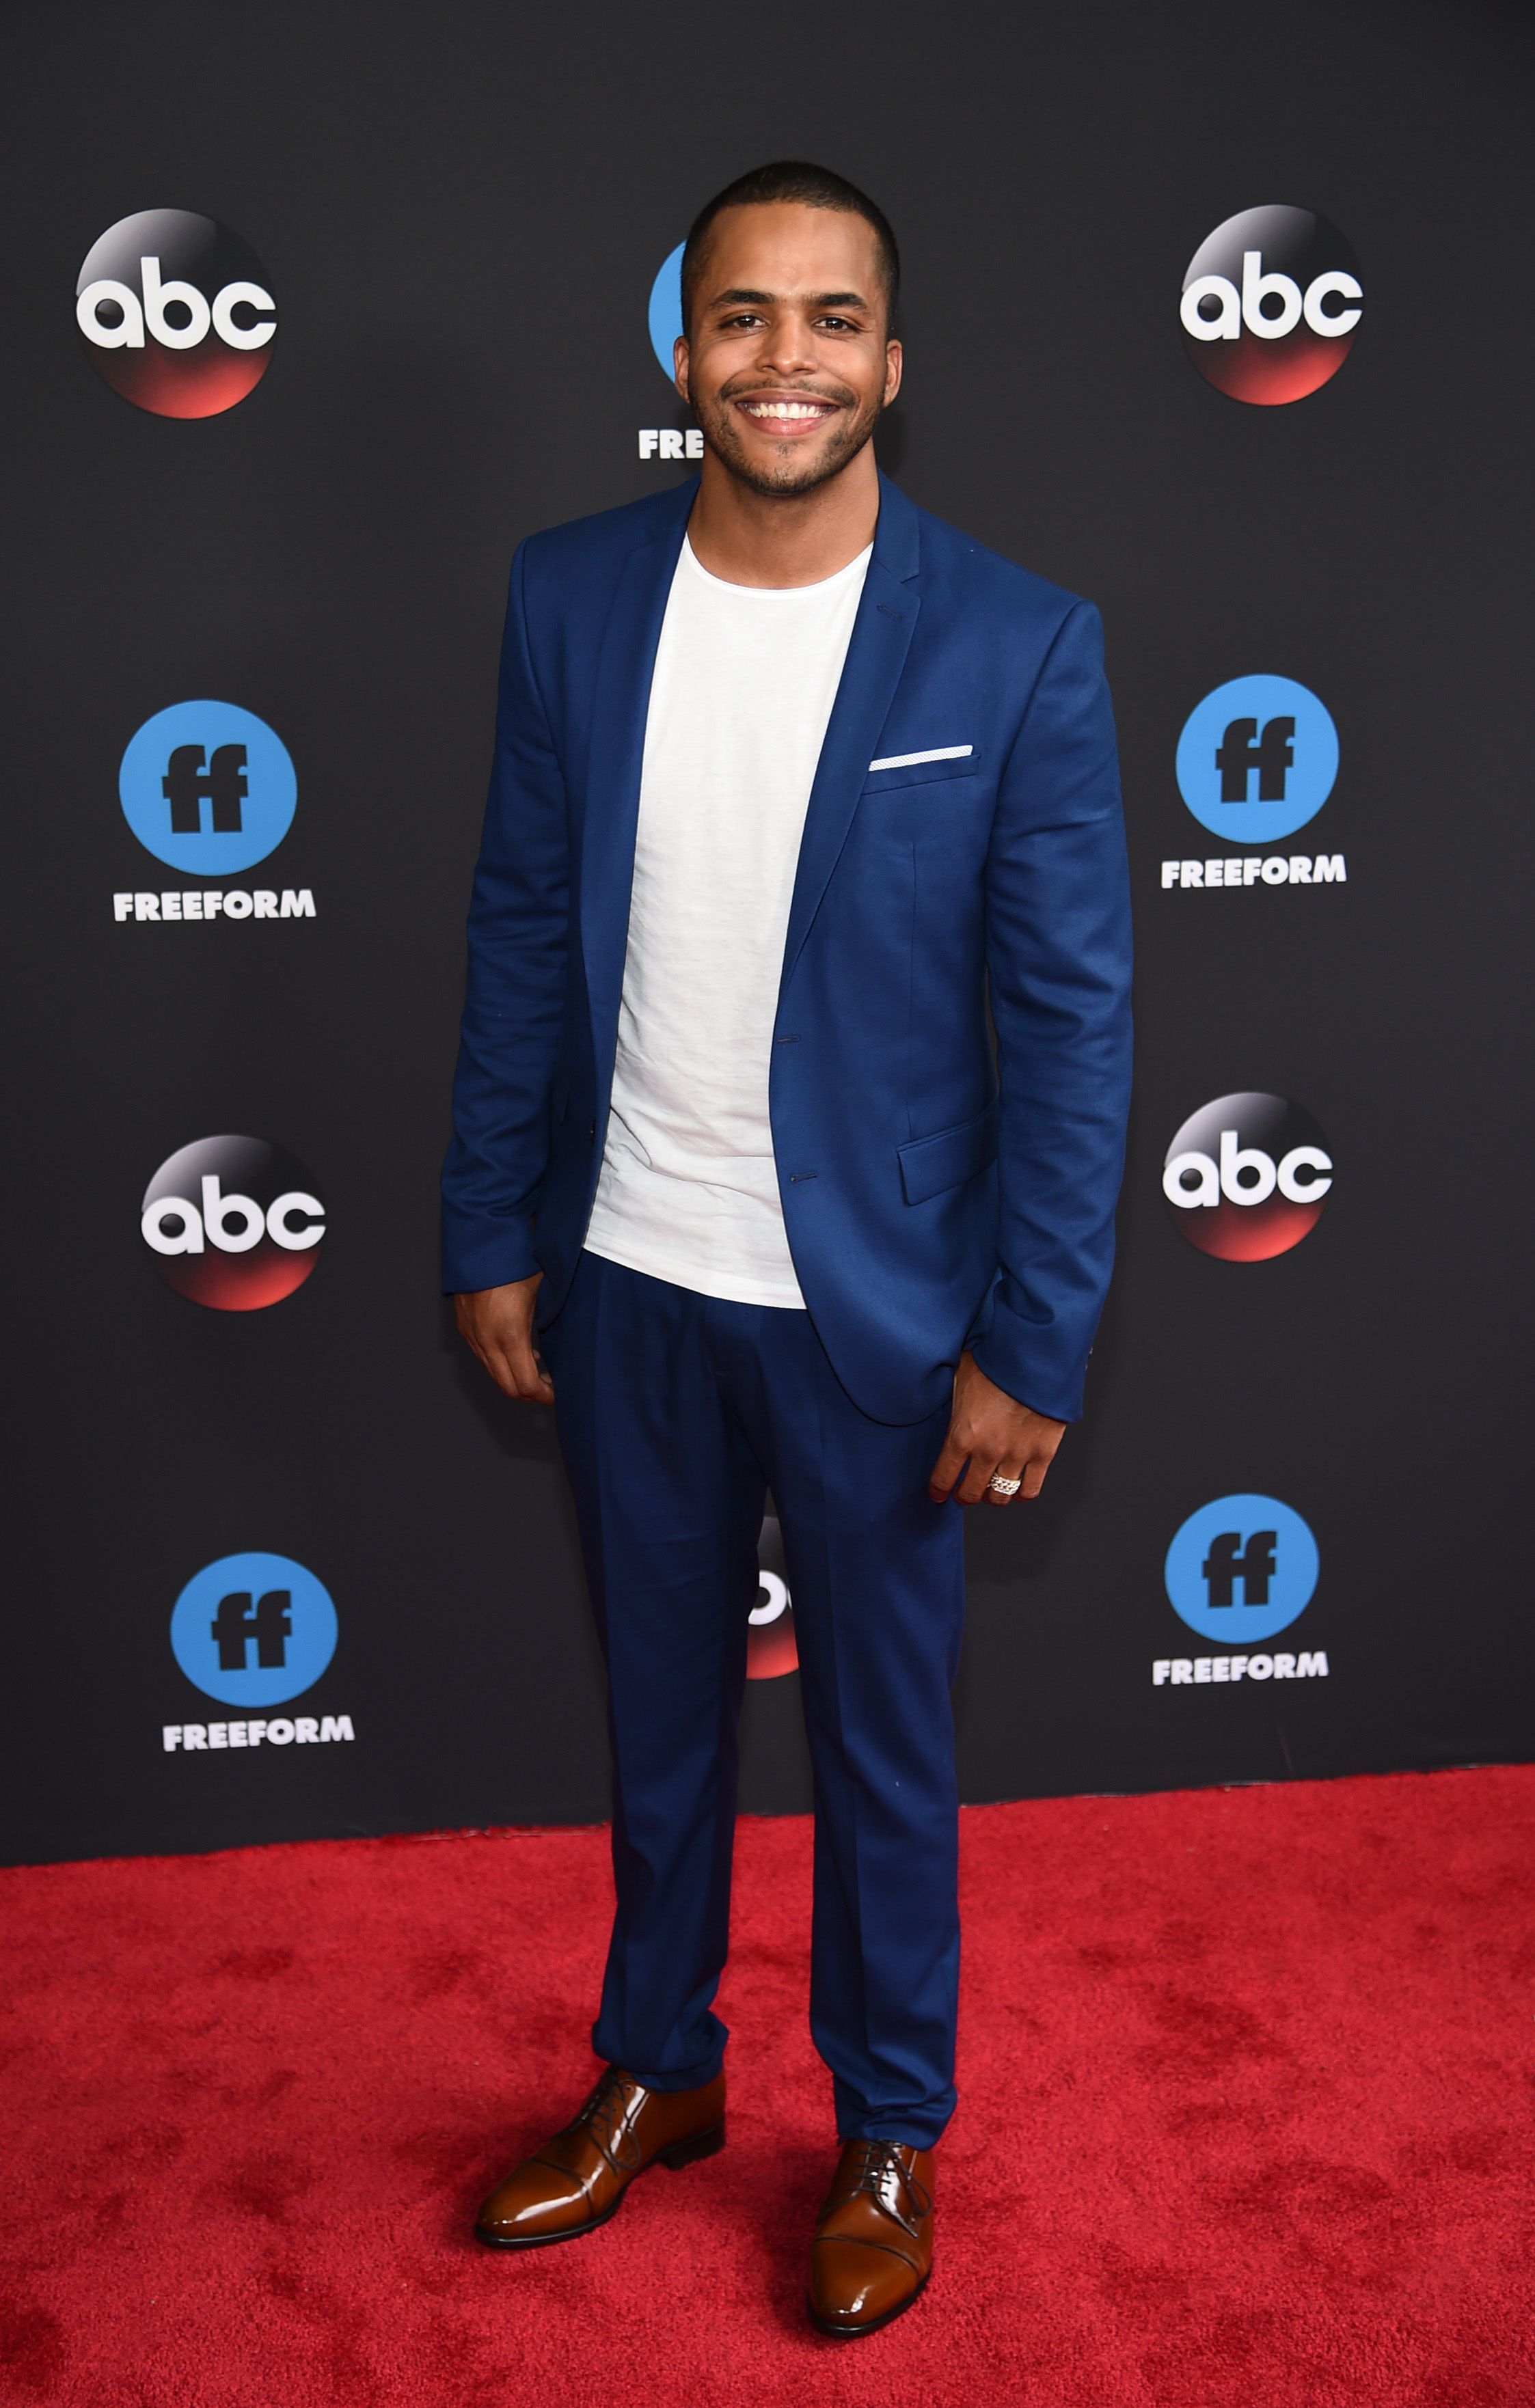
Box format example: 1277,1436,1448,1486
709,287,873,311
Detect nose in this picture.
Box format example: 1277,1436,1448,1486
750,309,820,379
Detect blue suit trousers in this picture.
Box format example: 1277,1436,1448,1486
542,1249,967,2148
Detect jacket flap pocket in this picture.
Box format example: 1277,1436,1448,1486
897,1102,999,1205
863,744,983,795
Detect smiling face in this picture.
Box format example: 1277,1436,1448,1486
676,202,901,500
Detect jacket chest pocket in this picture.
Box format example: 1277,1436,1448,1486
861,744,984,798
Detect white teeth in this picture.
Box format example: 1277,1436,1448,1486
743,400,826,420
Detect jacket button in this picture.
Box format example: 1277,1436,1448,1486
587,1121,596,1142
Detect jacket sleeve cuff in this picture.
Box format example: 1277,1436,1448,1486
440,1212,541,1295
968,1325,1088,1425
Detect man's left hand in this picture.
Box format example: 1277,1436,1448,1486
927,1350,1065,1506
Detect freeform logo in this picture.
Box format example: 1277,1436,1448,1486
164,1712,353,1753
1176,676,1339,845
1163,1093,1333,1261
141,1136,325,1311
113,886,314,925
638,241,703,463
77,210,277,418
649,242,684,376
120,700,297,875
1181,206,1362,405
165,1550,351,1752
1160,853,1344,893
1165,1495,1319,1641
750,1515,798,1680
1154,1494,1326,1688
169,1551,338,1704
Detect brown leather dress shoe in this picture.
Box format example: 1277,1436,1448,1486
474,2065,725,2249
808,2137,935,2337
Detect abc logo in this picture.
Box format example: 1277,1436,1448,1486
750,1514,798,1680
1165,1496,1319,1644
1163,1093,1333,1261
1181,205,1362,405
76,209,276,419
170,1552,337,1707
648,241,685,378
141,1136,325,1311
1176,676,1338,845
120,700,297,876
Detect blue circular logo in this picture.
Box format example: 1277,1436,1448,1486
1175,675,1337,843
648,241,684,379
120,700,297,875
1163,1496,1319,1643
169,1552,337,1706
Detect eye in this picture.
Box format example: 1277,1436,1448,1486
817,316,858,332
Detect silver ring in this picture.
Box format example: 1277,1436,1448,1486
987,1473,1022,1497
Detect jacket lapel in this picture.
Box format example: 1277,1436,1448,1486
580,481,694,1094
778,472,922,996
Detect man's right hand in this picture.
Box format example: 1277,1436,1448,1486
454,1274,553,1403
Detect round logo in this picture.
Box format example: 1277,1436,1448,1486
648,241,685,379
170,1552,337,1706
141,1136,325,1311
1180,206,1362,405
1163,1093,1332,1261
120,700,297,875
77,210,276,418
1165,1496,1319,1643
1176,676,1338,844
750,1515,798,1680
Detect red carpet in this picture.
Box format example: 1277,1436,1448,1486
3,1767,1533,2406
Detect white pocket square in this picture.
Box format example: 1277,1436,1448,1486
867,744,974,772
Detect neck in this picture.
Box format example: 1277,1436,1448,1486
685,443,880,589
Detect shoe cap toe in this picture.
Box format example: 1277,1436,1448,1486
476,2159,591,2240
811,2236,919,2327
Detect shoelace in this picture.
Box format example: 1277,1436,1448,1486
842,2139,932,2236
565,2066,643,2174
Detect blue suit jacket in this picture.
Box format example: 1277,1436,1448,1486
442,473,1132,1425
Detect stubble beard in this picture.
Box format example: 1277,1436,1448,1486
693,384,885,500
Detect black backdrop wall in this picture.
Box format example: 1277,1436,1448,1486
4,0,1532,1865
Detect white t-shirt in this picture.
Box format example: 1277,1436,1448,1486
584,535,871,1307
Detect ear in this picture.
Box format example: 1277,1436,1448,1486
673,334,690,405
883,338,904,408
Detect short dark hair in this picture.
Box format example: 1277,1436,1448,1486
680,161,900,335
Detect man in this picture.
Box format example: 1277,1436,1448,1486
443,161,1132,2337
